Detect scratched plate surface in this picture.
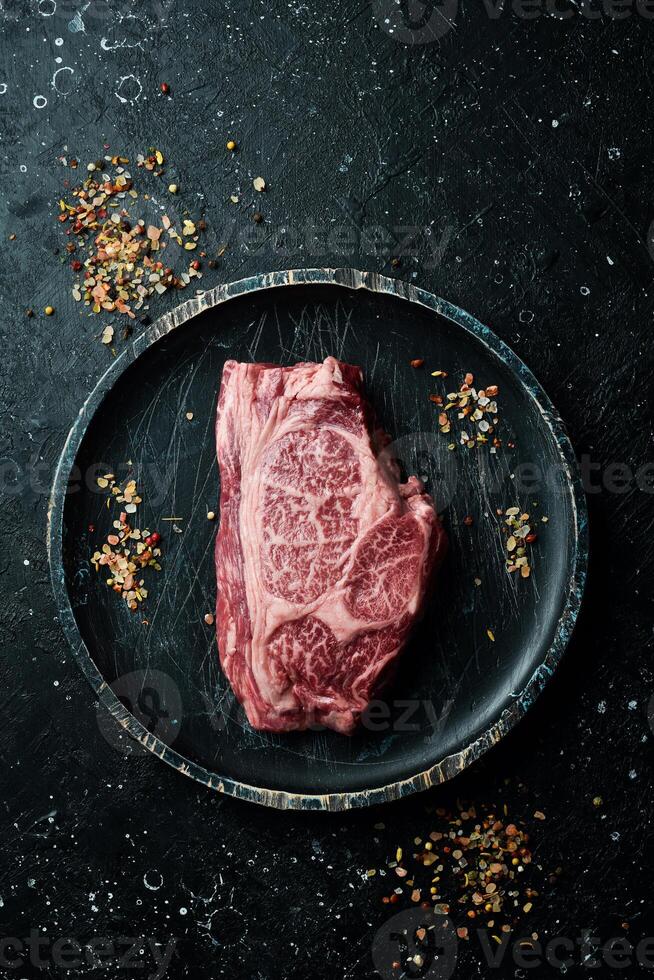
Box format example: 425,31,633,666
54,272,586,808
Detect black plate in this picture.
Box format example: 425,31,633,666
48,269,587,810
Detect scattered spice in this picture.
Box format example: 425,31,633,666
58,152,205,324
499,506,544,579
207,511,216,521
159,82,170,94
431,371,505,452
253,211,264,224
410,358,425,368
253,176,266,192
390,257,401,269
26,308,34,318
463,515,474,527
378,802,543,935
185,411,194,421
204,613,214,626
45,305,55,316
90,475,163,612
9,233,16,241
226,140,237,151
168,182,179,193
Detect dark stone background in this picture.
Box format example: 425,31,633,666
0,1,653,977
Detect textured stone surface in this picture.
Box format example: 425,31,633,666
0,2,653,977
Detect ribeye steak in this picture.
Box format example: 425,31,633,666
214,356,446,734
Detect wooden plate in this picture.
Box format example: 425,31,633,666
47,269,587,810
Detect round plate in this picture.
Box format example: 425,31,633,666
48,269,587,810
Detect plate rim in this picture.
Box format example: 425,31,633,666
47,267,588,811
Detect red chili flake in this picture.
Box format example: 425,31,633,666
463,515,474,526
410,358,424,368
160,82,170,94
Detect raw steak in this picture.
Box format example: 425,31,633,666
214,356,446,734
